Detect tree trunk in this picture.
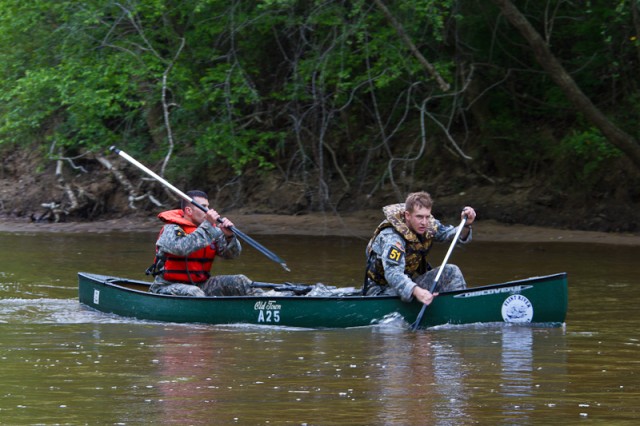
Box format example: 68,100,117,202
492,0,640,171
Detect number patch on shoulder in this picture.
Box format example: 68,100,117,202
386,246,404,262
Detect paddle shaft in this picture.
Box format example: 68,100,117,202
110,146,290,272
410,215,467,330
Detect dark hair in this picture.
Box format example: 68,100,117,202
405,191,433,213
182,190,208,209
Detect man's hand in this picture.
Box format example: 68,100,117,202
205,208,221,225
461,206,476,225
204,210,234,235
412,285,438,305
217,216,235,237
216,216,234,228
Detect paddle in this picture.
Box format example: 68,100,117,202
410,215,467,331
110,146,290,272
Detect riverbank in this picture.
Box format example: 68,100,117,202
1,210,639,246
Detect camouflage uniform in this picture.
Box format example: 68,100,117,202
149,219,257,297
364,203,471,302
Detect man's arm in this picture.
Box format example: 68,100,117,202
157,222,221,256
435,206,476,243
214,233,241,259
210,216,241,259
433,219,473,244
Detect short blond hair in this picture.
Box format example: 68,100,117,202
405,191,433,212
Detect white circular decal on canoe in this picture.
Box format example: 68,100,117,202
501,294,533,323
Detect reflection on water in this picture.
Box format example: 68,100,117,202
1,230,639,423
500,327,534,420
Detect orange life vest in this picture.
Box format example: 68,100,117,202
154,209,217,284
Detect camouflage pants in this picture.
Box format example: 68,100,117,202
200,274,263,296
150,274,260,297
149,282,206,297
414,264,467,293
364,264,466,298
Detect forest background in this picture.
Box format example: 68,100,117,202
1,0,639,234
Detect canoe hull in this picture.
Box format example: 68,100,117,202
78,272,568,329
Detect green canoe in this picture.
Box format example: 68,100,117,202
77,272,568,329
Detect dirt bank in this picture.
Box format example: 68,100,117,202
1,146,639,245
1,210,638,246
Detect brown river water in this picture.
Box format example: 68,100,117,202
0,229,639,425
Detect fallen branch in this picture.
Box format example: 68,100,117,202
97,155,163,209
56,157,79,212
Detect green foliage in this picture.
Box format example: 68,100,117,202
556,128,622,183
0,0,637,208
0,1,456,155
196,126,280,173
0,1,149,151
